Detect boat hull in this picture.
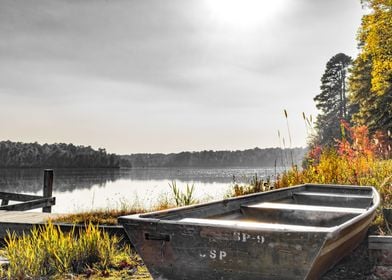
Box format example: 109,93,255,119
306,209,376,278
119,184,379,279
125,223,327,279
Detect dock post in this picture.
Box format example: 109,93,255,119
43,169,53,213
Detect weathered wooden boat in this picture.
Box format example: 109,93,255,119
119,184,380,280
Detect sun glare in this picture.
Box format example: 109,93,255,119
205,0,287,27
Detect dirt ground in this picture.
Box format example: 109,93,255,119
321,239,377,280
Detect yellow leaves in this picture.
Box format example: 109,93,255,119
275,147,392,207
372,60,392,95
358,0,392,96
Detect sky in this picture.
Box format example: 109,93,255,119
0,0,364,154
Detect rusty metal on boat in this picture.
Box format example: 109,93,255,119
119,184,380,280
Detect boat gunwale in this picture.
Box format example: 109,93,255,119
175,217,334,233
327,186,379,239
119,184,380,235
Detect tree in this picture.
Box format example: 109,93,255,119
0,141,120,168
359,0,392,96
313,53,352,146
349,54,392,135
349,55,375,129
349,0,392,140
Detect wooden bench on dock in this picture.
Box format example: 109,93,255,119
0,169,55,213
0,169,58,239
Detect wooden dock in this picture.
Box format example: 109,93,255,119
0,169,128,242
0,169,59,239
0,170,55,213
0,210,61,238
0,210,59,224
0,211,132,246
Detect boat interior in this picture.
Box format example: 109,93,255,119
141,185,376,230
208,185,373,227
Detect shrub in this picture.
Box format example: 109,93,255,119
275,123,392,207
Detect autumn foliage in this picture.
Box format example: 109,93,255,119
275,123,392,207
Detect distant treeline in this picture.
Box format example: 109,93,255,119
120,147,307,168
0,141,120,168
0,141,306,169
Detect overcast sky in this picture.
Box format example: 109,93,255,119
0,0,364,154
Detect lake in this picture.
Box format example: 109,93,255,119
0,167,284,213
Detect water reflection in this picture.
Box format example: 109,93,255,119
0,167,281,213
0,167,281,193
0,168,119,193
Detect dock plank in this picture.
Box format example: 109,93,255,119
0,211,62,239
0,210,60,224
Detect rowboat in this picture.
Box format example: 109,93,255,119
118,184,380,279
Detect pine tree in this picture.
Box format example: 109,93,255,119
314,53,352,146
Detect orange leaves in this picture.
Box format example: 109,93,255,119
307,145,323,166
336,121,390,160
337,121,373,159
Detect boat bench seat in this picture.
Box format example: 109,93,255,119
242,202,366,214
296,191,373,199
291,192,373,208
238,202,364,227
179,217,332,232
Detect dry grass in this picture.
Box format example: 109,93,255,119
226,174,272,197
275,151,392,205
54,208,146,225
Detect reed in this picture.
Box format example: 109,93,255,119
284,109,294,166
169,181,197,207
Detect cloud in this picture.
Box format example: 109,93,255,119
0,0,364,153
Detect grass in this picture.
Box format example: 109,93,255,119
226,174,272,197
169,181,197,206
53,202,177,226
54,208,146,226
0,222,141,279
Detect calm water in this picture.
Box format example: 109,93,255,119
0,167,283,213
